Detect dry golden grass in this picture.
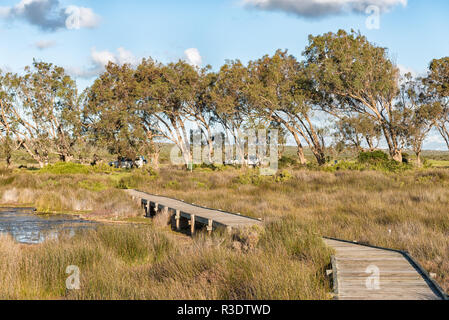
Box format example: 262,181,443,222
137,167,449,293
0,171,141,218
0,223,332,300
1,164,448,298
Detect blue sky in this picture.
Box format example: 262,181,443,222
1,0,448,149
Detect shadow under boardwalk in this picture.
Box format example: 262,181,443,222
324,238,447,301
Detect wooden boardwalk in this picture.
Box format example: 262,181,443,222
125,190,447,300
126,189,262,234
324,238,448,300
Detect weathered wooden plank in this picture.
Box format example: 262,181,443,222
324,238,443,301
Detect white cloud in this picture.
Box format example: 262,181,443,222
0,0,100,31
117,47,139,65
184,48,202,67
91,48,118,67
34,39,56,50
397,64,417,77
242,0,407,18
65,6,100,30
71,47,138,79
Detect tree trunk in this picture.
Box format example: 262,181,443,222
6,155,11,168
297,147,307,165
312,148,326,166
437,124,449,150
290,131,307,165
366,136,375,152
151,152,160,169
207,137,214,164
391,149,403,163
182,148,192,170
416,150,422,167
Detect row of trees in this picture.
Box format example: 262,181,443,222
1,30,449,168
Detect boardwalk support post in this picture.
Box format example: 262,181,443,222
149,202,154,217
175,210,181,231
190,215,196,235
141,199,147,216
154,203,159,216
147,201,152,217
207,219,213,235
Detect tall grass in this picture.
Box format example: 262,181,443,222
0,170,141,218
135,167,449,293
0,221,332,300
1,162,448,297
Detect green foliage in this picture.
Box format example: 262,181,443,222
195,181,208,189
90,163,117,174
40,162,90,175
164,180,181,189
325,159,412,173
116,174,146,190
279,156,299,169
115,166,158,190
136,166,159,178
0,176,15,186
234,171,267,186
304,30,403,159
235,169,293,185
358,151,390,164
78,180,108,192
275,170,293,183
415,170,449,183
1,61,80,167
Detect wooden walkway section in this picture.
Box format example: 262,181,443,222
125,190,447,300
126,189,262,234
324,238,448,300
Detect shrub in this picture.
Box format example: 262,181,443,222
234,171,267,186
358,151,389,164
279,156,299,169
90,163,116,174
40,162,91,175
116,174,146,190
136,166,159,178
0,176,15,186
116,167,158,190
78,180,108,192
164,180,181,189
275,170,293,183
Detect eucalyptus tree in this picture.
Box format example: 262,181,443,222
246,50,327,165
85,62,152,163
139,60,200,168
136,59,220,167
0,125,15,167
189,67,219,164
425,57,449,149
400,73,441,166
0,62,80,167
334,114,382,152
210,60,250,165
304,30,405,162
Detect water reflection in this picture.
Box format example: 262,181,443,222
0,207,97,244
